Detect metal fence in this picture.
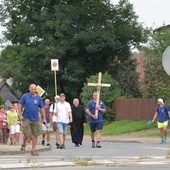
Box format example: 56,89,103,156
114,99,157,121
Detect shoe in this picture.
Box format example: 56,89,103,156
56,143,60,149
75,144,79,147
46,143,51,146
160,139,165,144
164,137,168,143
96,142,101,148
41,140,45,145
60,144,65,149
92,142,95,148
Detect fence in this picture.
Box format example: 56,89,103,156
114,99,157,121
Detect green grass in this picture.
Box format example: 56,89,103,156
84,120,155,136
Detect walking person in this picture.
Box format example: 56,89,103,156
86,91,106,148
41,98,52,146
7,104,20,145
18,84,46,156
56,93,72,149
151,98,170,143
50,95,60,148
70,98,87,147
0,105,9,144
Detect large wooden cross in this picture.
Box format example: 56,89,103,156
88,72,111,118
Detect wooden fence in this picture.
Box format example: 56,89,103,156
114,99,157,121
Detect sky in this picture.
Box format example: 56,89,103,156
112,0,170,29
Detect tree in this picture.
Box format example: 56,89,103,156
142,27,170,105
80,72,125,122
0,0,147,101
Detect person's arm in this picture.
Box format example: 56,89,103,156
152,112,158,123
18,103,24,121
86,108,97,119
69,111,73,123
40,107,46,124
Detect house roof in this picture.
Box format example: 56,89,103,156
0,81,19,103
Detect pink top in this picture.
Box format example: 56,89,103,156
0,113,8,128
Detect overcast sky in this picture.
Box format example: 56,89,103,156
112,0,170,29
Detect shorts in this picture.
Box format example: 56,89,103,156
42,123,51,131
22,120,41,136
157,121,168,128
10,124,20,134
90,122,103,133
57,122,68,134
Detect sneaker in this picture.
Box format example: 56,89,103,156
164,137,168,143
92,142,95,148
46,143,51,146
56,143,60,149
41,140,45,145
96,142,101,148
160,139,165,144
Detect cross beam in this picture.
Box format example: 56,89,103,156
88,72,111,118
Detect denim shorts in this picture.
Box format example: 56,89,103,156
90,122,103,133
57,122,68,134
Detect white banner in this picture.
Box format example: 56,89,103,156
51,59,59,71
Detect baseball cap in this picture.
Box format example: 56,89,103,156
157,98,164,104
54,95,60,100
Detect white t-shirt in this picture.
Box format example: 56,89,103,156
57,101,72,123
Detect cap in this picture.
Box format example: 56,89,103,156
60,93,65,97
55,95,60,100
157,98,164,104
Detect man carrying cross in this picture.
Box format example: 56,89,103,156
86,91,106,148
85,72,111,148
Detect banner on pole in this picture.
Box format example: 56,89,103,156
51,59,59,71
36,85,45,96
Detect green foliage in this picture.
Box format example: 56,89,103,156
80,72,125,122
0,0,147,102
84,120,154,136
142,27,170,105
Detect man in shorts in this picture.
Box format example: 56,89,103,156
151,98,170,143
18,84,46,156
56,93,72,149
86,91,106,148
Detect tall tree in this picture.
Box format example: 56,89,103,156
142,27,170,105
0,0,147,101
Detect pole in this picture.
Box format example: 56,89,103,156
54,71,57,96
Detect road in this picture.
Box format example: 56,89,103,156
0,136,170,169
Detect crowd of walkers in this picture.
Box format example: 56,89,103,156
0,84,107,156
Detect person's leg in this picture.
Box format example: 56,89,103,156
41,124,46,145
30,121,41,155
57,122,65,149
163,121,168,142
63,123,68,147
96,122,103,148
90,123,96,148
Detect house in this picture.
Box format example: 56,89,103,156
0,81,19,104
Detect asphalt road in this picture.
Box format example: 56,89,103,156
1,136,170,169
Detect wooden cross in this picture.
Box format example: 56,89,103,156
88,72,111,118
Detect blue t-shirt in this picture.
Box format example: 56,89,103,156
156,105,169,123
86,100,106,123
19,93,44,122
